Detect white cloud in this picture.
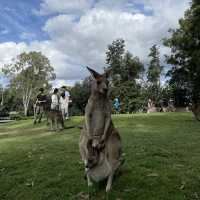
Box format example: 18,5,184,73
35,0,93,15
0,41,88,86
0,42,27,65
43,0,189,70
1,0,190,86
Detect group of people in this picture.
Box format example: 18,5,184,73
33,86,71,124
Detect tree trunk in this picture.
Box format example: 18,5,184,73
22,87,32,116
24,105,28,116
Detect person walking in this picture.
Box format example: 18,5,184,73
34,88,47,124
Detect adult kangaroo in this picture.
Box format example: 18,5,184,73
79,67,123,192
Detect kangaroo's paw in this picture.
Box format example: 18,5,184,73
106,173,114,192
106,184,112,192
87,175,93,187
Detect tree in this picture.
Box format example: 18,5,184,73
147,45,163,86
0,84,3,106
146,45,164,106
70,77,91,115
2,51,56,116
105,39,145,113
164,0,200,105
106,38,125,86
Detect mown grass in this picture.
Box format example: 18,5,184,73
0,113,200,200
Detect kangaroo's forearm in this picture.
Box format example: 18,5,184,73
102,117,111,140
85,113,92,138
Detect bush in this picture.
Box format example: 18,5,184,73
9,111,28,120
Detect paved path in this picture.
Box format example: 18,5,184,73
0,120,14,124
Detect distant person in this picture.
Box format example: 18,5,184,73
148,98,153,108
113,97,120,114
60,92,68,121
51,88,59,111
61,86,71,119
168,99,175,112
34,88,47,124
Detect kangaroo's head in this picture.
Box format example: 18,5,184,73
87,67,110,96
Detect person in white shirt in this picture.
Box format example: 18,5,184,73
51,88,59,110
60,92,68,120
61,86,71,119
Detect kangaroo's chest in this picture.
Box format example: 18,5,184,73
90,108,106,134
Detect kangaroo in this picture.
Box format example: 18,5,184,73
79,67,123,192
47,110,64,131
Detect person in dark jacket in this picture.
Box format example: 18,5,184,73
34,88,47,124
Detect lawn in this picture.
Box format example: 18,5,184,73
0,113,200,200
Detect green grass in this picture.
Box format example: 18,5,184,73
0,113,200,200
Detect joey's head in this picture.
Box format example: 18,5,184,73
87,66,110,96
85,139,106,171
86,139,100,170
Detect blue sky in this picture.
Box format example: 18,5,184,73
0,0,151,43
0,0,49,43
0,0,190,87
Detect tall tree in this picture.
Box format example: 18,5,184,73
147,45,163,85
106,38,125,86
164,0,200,104
2,51,56,116
147,45,163,106
0,84,3,106
105,39,144,113
70,77,91,115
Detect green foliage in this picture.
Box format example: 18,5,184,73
106,39,145,113
164,0,200,104
70,77,91,116
9,111,27,120
106,38,125,77
146,45,164,106
147,45,163,85
2,51,55,115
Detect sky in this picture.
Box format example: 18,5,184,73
0,0,190,87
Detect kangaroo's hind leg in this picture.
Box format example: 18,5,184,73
106,171,114,192
105,129,122,192
106,159,122,192
79,128,93,187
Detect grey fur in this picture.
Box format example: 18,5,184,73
79,67,122,192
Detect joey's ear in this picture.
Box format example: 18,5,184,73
86,66,102,80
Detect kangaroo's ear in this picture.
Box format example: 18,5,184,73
104,68,112,78
87,66,102,80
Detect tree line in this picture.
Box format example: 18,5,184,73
0,0,199,116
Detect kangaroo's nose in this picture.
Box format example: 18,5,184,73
85,161,90,169
103,88,108,92
85,163,91,169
